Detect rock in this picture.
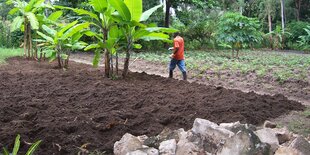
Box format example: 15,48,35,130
274,146,301,155
220,121,256,133
176,131,202,155
131,148,159,155
137,135,148,143
192,118,234,143
114,133,143,155
255,128,279,152
126,150,147,155
219,121,241,131
159,139,176,155
143,136,160,148
143,148,159,155
264,120,277,128
144,128,184,148
289,136,310,155
217,128,272,155
273,127,292,144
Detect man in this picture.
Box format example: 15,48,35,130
168,32,187,80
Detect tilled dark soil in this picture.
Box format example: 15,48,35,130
0,57,305,154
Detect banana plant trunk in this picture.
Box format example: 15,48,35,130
116,52,119,75
23,18,28,58
28,24,33,59
103,29,110,78
122,49,130,78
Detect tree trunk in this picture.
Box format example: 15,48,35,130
34,32,38,60
28,25,33,59
27,24,31,59
164,0,171,28
23,20,28,58
103,30,110,78
64,53,70,69
295,0,301,21
280,0,285,49
110,55,114,75
116,52,119,75
268,13,273,49
39,49,42,61
122,49,130,78
57,53,62,68
280,0,285,34
231,45,235,59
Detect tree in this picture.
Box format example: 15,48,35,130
259,0,276,49
7,0,50,59
216,12,262,58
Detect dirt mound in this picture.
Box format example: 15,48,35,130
0,57,304,154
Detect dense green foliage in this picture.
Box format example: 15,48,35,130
1,0,310,52
298,26,310,51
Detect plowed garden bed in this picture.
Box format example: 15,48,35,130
0,57,305,154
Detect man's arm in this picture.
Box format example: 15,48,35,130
173,47,179,54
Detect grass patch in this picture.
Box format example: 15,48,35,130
0,48,22,64
130,50,310,83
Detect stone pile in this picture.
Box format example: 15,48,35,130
114,118,310,155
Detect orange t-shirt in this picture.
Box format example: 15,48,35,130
173,36,185,60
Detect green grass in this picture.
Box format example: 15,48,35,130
0,48,23,64
130,50,310,83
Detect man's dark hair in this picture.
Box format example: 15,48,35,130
174,32,180,38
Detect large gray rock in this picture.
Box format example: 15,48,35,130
255,128,279,152
159,139,177,155
220,122,256,134
114,133,143,155
273,127,292,144
274,146,301,155
129,148,159,155
219,121,242,131
289,136,310,155
217,128,272,155
192,118,234,143
144,128,184,148
175,131,202,155
126,150,147,155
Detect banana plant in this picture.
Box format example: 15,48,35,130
7,0,52,59
56,0,117,77
109,0,178,77
36,21,89,69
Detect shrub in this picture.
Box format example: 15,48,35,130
298,26,310,52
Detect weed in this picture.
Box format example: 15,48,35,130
2,134,41,155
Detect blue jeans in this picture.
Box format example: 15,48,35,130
169,58,186,73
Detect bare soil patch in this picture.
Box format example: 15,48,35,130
70,53,310,106
0,57,304,154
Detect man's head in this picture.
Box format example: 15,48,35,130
173,32,180,38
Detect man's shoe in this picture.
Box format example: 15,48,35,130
169,70,173,78
182,72,187,80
